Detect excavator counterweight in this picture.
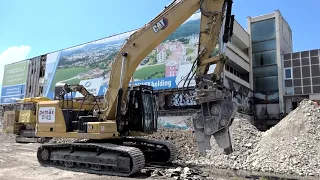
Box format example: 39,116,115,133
35,0,236,177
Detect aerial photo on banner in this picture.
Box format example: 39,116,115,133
42,12,219,99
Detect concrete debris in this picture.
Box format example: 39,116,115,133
145,128,202,162
148,117,263,169
246,99,320,176
190,117,263,171
144,166,224,180
148,99,320,178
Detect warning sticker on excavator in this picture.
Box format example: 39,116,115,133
101,125,105,132
38,107,55,123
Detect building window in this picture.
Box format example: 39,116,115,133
251,18,276,42
254,76,279,92
225,65,229,71
252,50,277,67
252,39,276,53
284,67,293,79
230,66,234,74
253,65,278,78
225,64,248,82
285,87,294,95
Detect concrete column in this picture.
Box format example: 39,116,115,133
246,16,253,90
275,10,285,114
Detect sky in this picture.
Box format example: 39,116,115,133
0,0,319,87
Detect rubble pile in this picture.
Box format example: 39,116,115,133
190,118,263,170
246,99,320,176
145,128,202,162
145,117,263,169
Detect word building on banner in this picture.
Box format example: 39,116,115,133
38,107,56,123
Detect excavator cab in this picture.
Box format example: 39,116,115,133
53,83,158,135
122,85,158,134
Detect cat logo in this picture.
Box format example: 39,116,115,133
153,18,169,33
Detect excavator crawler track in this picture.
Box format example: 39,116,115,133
119,137,178,165
85,137,178,165
36,138,178,177
37,142,145,177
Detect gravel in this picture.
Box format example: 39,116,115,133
246,99,320,176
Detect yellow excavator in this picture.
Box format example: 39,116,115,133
2,97,52,143
36,0,236,177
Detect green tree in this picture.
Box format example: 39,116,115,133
166,49,172,58
177,37,190,44
108,50,119,61
186,48,194,55
89,62,99,69
164,19,200,42
148,52,158,64
99,62,105,69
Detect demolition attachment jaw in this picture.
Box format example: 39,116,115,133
191,0,236,156
193,64,237,156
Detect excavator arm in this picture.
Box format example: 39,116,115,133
103,0,236,154
55,82,96,102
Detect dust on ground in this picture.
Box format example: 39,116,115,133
0,134,125,180
0,133,240,180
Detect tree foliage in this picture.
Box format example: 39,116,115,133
164,19,200,42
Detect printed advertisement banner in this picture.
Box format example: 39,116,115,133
1,61,29,104
1,84,26,97
2,61,28,87
42,12,220,99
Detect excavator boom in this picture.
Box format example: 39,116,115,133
104,0,230,120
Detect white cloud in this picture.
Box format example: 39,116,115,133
0,46,31,92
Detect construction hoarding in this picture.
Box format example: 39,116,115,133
42,12,219,99
1,60,29,104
